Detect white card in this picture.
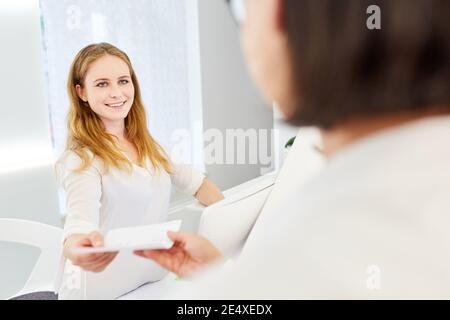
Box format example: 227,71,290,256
70,220,182,254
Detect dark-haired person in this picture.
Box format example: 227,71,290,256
135,0,450,298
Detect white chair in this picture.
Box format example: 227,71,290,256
197,128,324,257
197,173,276,256
0,218,63,299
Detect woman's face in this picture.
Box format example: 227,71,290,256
76,54,135,125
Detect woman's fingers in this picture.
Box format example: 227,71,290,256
90,252,116,266
65,232,117,272
73,252,116,269
76,253,116,271
73,231,103,249
88,231,104,247
72,250,107,264
87,253,117,272
69,231,105,261
75,237,93,247
71,252,97,265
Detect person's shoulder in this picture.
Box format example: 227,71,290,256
55,149,101,172
55,150,80,169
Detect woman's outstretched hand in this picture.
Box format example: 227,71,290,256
134,231,223,278
64,231,118,273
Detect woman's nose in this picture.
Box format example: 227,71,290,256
108,84,123,98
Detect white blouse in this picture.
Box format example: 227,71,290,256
55,150,205,299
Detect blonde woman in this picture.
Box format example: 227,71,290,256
55,43,223,299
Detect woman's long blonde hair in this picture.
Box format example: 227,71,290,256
66,42,171,174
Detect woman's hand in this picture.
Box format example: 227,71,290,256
63,232,118,273
134,231,223,278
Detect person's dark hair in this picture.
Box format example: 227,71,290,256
283,0,450,128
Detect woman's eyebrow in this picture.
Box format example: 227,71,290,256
93,78,109,82
93,75,130,82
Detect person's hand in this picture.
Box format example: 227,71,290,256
63,232,118,273
134,231,223,278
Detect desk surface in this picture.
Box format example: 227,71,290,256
117,273,180,300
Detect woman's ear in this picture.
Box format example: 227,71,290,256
75,84,87,102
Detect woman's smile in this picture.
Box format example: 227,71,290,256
105,100,127,109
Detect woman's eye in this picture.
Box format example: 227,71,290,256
119,79,129,85
96,82,108,87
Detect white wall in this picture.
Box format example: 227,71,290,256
0,0,61,299
197,0,274,190
0,0,60,225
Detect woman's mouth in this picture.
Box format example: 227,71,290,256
105,101,126,108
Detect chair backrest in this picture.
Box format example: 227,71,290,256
198,173,276,256
0,219,63,296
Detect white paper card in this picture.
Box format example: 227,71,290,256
70,220,182,254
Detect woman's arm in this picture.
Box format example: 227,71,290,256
57,152,117,272
194,178,225,206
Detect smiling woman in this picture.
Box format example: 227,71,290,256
39,0,206,171
55,43,224,299
66,43,171,174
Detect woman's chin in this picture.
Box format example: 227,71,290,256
100,111,130,122
102,106,131,118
